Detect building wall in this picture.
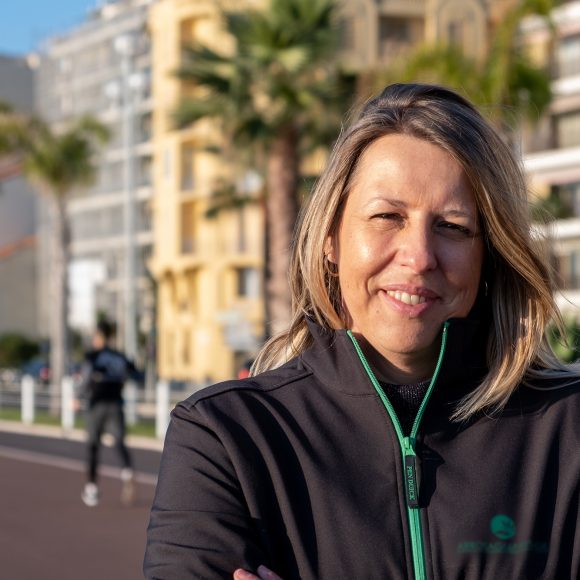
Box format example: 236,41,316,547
0,239,38,337
0,161,36,248
0,54,35,113
0,54,39,339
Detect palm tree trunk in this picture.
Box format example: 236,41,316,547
265,126,300,337
48,195,70,416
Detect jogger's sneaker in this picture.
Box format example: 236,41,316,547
81,483,99,507
120,468,136,506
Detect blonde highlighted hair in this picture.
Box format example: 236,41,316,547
253,83,572,421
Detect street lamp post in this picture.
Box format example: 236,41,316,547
113,34,141,361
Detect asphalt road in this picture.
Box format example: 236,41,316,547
0,428,163,580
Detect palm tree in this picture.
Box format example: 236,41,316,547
0,105,108,413
380,0,555,139
173,0,350,337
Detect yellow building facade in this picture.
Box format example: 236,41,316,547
150,0,265,385
149,0,507,386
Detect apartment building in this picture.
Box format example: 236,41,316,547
0,54,39,338
36,0,156,360
522,0,580,316
149,0,504,385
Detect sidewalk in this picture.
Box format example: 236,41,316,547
0,419,165,451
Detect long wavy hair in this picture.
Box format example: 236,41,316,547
253,83,573,420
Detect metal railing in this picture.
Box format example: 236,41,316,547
0,375,176,440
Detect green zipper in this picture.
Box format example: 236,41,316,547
347,322,449,580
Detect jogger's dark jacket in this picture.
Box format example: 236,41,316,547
144,319,580,579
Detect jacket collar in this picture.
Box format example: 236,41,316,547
300,317,488,404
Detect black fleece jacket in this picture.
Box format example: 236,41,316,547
144,319,580,580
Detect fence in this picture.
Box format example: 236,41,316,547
0,374,177,440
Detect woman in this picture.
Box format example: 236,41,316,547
144,84,580,579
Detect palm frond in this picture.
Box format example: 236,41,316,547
204,179,260,219
0,109,108,198
172,97,230,129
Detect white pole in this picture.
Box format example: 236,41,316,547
156,379,170,440
125,379,138,426
61,376,75,432
21,374,35,425
117,35,138,363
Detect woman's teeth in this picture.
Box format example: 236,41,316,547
386,291,426,305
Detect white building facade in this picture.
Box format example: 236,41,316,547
36,0,156,359
523,0,580,317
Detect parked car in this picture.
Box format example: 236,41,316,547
21,358,51,386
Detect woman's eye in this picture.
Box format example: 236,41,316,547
373,213,404,223
437,221,473,238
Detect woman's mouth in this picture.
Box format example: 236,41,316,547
386,291,427,305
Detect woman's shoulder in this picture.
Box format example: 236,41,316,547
178,356,314,410
520,369,580,413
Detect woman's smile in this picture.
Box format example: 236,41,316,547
381,287,437,314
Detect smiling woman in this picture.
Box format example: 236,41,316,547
144,84,580,580
324,133,484,384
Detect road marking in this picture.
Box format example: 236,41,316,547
0,445,157,485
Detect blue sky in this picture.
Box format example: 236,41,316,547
0,0,97,56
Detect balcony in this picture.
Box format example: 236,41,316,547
379,0,425,18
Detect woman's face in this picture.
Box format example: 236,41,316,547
326,133,484,379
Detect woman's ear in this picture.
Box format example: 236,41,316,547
324,236,337,264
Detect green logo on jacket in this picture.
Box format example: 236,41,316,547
457,514,548,555
490,515,516,540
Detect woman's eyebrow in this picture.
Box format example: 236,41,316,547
367,198,476,218
366,196,406,208
439,209,476,220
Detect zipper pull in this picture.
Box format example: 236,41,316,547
403,438,420,509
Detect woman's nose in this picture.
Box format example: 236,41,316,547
396,226,438,273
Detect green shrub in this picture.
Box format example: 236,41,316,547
0,334,40,368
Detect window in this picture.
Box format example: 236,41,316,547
105,250,120,279
380,17,411,44
103,161,123,191
186,269,199,314
136,200,152,232
447,20,465,48
339,18,355,52
181,202,196,254
555,110,580,148
106,206,123,236
555,182,580,216
181,143,195,191
557,33,580,78
182,329,191,365
235,267,259,299
137,246,152,278
555,251,580,290
137,156,152,187
138,113,152,143
378,17,417,59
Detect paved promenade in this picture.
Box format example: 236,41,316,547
0,421,163,580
